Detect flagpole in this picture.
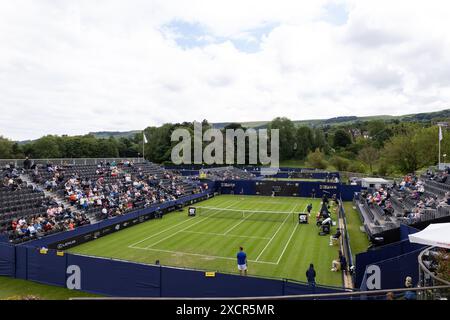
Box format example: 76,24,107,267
143,131,145,162
439,127,441,170
438,123,447,170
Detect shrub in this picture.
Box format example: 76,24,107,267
347,161,366,173
306,148,328,169
330,156,350,171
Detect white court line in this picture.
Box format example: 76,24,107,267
130,199,310,266
275,204,309,265
195,206,293,214
255,202,300,262
144,202,238,249
223,211,256,235
128,245,278,265
128,199,235,248
181,230,270,240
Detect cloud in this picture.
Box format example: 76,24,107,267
1,0,450,140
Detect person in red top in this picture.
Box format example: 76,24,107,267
44,223,52,232
69,193,77,205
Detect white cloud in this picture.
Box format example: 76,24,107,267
1,0,450,140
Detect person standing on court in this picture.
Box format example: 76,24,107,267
306,263,316,291
237,247,248,276
307,203,313,215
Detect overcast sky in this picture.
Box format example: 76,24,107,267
1,0,450,141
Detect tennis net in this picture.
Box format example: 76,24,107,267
196,206,297,223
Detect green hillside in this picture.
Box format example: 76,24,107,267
211,109,450,129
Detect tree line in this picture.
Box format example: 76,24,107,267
0,134,141,159
1,116,449,175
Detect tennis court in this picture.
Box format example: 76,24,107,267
68,195,344,286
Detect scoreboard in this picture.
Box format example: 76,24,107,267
255,181,299,196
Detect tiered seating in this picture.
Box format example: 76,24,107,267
200,166,256,181
0,185,46,232
122,162,165,176
0,168,91,244
355,172,450,241
30,161,203,222
425,179,450,192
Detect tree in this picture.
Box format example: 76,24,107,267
0,136,15,158
29,135,62,158
332,129,352,149
366,120,392,148
347,161,366,173
330,155,350,171
144,124,176,162
358,146,380,173
222,123,249,165
268,117,297,161
312,128,327,152
294,126,313,159
306,148,328,169
382,133,421,173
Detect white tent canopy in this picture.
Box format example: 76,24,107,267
408,223,450,249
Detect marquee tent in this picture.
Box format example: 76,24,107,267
408,223,450,249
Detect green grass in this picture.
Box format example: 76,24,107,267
279,160,307,168
343,202,370,261
0,276,99,300
69,195,344,287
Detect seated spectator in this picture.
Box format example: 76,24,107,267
329,228,341,246
331,250,346,272
403,276,417,300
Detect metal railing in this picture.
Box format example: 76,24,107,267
70,285,450,300
0,158,145,167
338,200,355,288
418,246,450,300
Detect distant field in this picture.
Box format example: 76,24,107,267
279,160,308,168
0,276,99,300
69,195,345,287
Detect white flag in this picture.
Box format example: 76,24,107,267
143,133,148,144
439,126,443,142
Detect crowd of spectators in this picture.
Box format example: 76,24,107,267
10,202,90,240
1,167,91,243
200,166,256,181
424,167,450,183
32,161,203,220
361,173,446,225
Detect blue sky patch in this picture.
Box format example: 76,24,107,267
323,2,349,26
164,19,278,53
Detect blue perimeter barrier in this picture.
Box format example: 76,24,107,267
359,247,424,291
355,225,424,289
1,245,346,298
0,174,427,298
0,188,349,298
215,180,361,201
25,191,214,250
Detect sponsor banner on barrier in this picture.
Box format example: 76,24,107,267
255,181,299,196
319,184,338,190
50,194,212,250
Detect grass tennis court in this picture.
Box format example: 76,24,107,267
68,195,344,287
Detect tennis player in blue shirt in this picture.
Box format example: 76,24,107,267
237,247,248,276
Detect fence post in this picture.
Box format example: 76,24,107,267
25,246,29,280
159,265,163,297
